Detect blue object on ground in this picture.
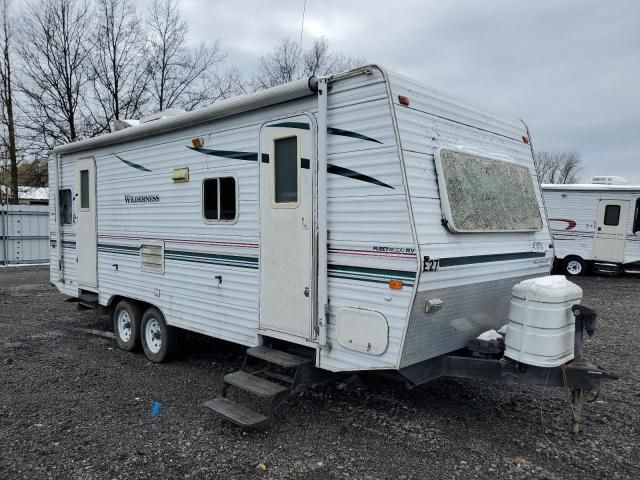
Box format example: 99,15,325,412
151,401,162,417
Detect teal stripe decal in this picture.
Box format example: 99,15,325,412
328,264,415,285
96,244,413,283
98,244,140,256
114,154,152,173
267,122,382,144
164,249,258,269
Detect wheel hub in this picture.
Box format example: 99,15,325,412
117,311,132,342
145,319,162,354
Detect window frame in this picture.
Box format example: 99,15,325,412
603,204,621,226
201,175,239,224
58,188,73,225
633,198,640,234
433,147,543,233
270,133,301,209
79,169,90,211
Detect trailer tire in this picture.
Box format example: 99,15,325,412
563,256,586,276
140,307,177,363
113,300,143,352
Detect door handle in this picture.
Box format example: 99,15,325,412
597,227,601,231
304,287,309,297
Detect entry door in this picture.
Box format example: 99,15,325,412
259,116,314,338
75,158,98,289
593,199,629,262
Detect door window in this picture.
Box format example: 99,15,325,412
603,205,620,226
274,136,298,204
633,199,640,233
80,170,89,209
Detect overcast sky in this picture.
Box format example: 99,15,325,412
177,0,639,183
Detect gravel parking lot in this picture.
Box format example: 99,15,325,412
0,266,638,479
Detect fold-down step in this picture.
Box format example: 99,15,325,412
246,346,313,368
224,371,289,398
204,398,269,427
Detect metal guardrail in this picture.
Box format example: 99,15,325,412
0,205,50,266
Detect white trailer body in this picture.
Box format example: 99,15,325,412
50,65,552,373
542,184,640,275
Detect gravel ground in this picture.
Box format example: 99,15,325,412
0,266,638,480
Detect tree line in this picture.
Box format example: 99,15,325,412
0,0,362,203
0,0,580,203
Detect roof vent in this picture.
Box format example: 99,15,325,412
111,119,140,132
591,176,628,185
139,108,186,124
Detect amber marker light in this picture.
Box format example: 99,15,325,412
388,279,403,289
191,136,204,148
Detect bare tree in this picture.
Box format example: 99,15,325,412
534,151,582,184
91,0,149,132
146,0,231,112
0,0,18,203
254,36,364,90
18,0,94,147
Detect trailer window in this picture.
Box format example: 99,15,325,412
434,149,542,233
203,177,236,221
274,136,298,204
634,199,640,233
59,189,73,225
603,205,620,226
79,170,89,209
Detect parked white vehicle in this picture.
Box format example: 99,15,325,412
49,65,616,429
542,184,640,275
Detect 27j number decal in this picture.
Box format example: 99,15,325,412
423,256,440,272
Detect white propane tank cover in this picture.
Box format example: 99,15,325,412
504,276,583,368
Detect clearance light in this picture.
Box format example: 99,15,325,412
388,279,403,289
398,95,410,106
191,136,204,148
522,135,529,144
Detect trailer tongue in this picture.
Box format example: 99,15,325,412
399,304,618,440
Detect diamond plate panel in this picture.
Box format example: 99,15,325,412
399,274,538,368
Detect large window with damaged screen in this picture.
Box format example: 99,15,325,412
434,149,543,233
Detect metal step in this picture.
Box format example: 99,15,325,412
246,346,313,368
204,398,269,427
224,371,289,398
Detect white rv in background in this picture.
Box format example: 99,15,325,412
50,65,560,425
543,184,640,275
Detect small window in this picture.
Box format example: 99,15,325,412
80,170,89,209
274,136,298,204
634,199,640,233
59,189,73,225
203,177,236,221
603,205,620,226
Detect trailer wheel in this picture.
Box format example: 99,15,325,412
563,257,586,276
140,307,177,363
113,300,142,351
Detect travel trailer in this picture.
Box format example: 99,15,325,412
543,184,640,275
50,65,616,430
